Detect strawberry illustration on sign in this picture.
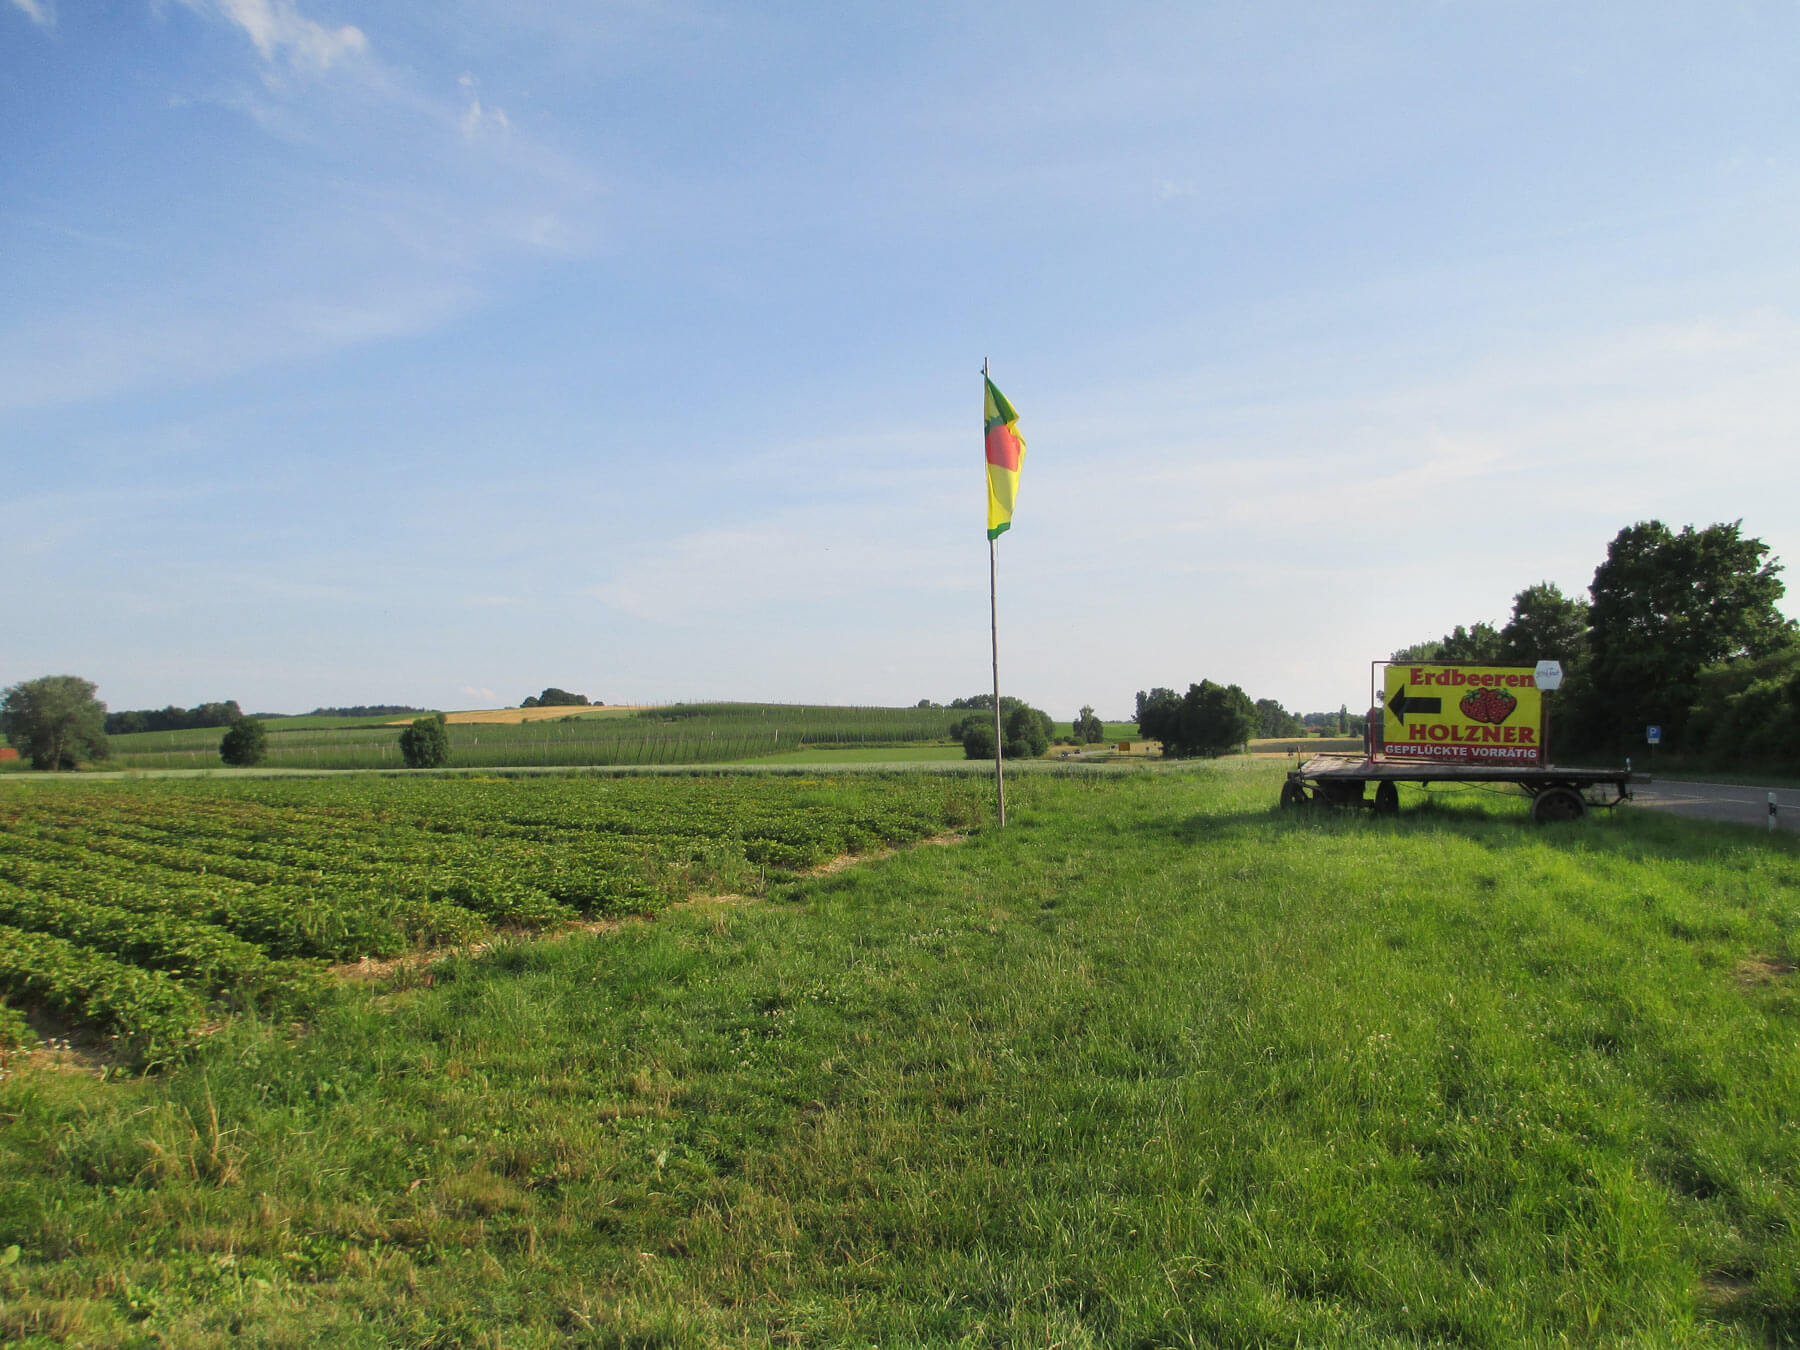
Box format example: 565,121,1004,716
1459,686,1518,725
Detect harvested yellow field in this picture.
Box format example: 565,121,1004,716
388,706,652,727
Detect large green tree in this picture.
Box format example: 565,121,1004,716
1496,582,1589,667
1685,648,1800,764
1,675,110,770
1580,520,1794,751
1134,688,1183,744
1072,705,1105,743
1495,581,1591,752
1175,681,1257,757
1254,698,1304,738
1142,681,1256,757
1391,622,1504,665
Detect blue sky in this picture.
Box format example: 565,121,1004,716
5,1,1798,719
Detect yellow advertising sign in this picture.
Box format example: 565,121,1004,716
1379,664,1544,765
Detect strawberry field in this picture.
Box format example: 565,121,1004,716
0,773,984,1066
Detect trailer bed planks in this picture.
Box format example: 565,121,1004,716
1282,754,1641,823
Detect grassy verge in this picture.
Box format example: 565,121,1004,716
1050,721,1141,742
3,764,1798,1345
739,745,970,765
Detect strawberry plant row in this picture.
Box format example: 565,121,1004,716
0,925,206,1067
0,773,983,1063
0,877,298,994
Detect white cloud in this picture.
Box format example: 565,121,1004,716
185,0,367,71
8,0,53,28
457,73,510,141
0,3,601,413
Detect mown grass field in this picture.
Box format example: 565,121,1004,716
3,763,1799,1346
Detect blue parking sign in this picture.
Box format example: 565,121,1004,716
1646,725,1662,745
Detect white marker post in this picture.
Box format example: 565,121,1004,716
1771,792,1779,833
1534,660,1563,764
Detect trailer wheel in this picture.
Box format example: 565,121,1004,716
1373,781,1399,815
1280,780,1308,809
1531,786,1586,824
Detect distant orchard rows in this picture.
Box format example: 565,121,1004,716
97,703,967,772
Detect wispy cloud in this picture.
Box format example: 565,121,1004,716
0,0,601,412
457,72,509,141
180,0,365,71
8,0,54,29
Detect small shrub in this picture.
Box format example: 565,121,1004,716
400,715,451,769
219,716,268,767
1003,706,1052,758
961,719,997,760
960,703,1053,759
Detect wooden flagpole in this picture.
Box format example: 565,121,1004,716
985,357,1006,828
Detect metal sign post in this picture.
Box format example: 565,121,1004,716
1534,661,1563,765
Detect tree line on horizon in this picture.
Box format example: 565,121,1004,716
1131,691,1364,758
1387,520,1795,762
521,687,597,708
5,520,1790,771
103,701,244,735
1127,519,1792,765
103,702,430,735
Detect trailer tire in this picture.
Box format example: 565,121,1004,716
1373,781,1399,815
1531,786,1586,824
1280,780,1309,809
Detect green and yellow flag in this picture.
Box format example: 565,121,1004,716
984,377,1026,539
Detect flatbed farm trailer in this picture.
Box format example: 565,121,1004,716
1281,754,1641,823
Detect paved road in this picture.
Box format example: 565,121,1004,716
1628,778,1800,833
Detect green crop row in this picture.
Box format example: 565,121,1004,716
0,773,986,1063
0,925,206,1067
0,878,290,993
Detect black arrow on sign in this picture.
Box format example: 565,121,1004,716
1387,687,1442,725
